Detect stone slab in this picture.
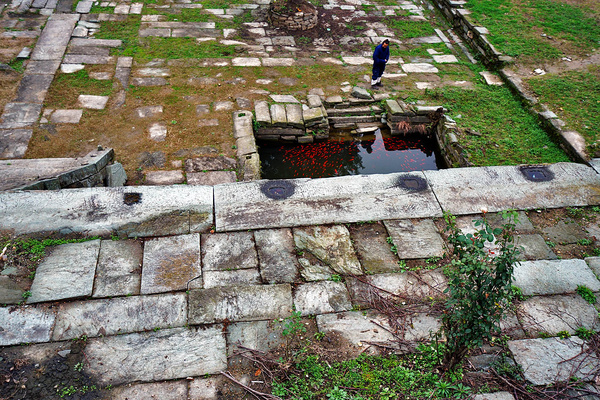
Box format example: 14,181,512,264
316,310,440,344
15,74,53,103
424,163,600,215
508,337,599,385
213,100,233,111
294,225,362,275
28,240,100,303
185,156,236,172
188,284,292,324
513,259,600,296
25,60,61,74
60,63,85,73
294,281,352,316
136,105,163,118
262,57,295,67
201,231,258,271
203,268,261,288
70,38,123,48
516,234,556,260
480,71,504,86
1,102,42,128
50,109,83,123
188,377,222,400
187,171,237,185
0,276,24,304
141,234,201,294
85,327,227,385
93,240,142,297
232,57,261,66
517,294,600,336
285,103,303,128
254,228,299,283
77,94,109,109
348,223,401,274
148,122,167,141
0,186,214,237
0,306,56,346
541,221,589,244
346,271,448,306
432,54,458,63
586,256,600,278
402,63,439,73
31,15,79,60
270,103,287,126
214,173,443,231
52,293,187,340
473,393,515,400
108,381,188,400
0,128,32,159
145,170,185,185
384,219,445,259
269,95,299,103
131,77,168,86
227,320,285,355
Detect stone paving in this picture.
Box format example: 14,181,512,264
1,0,600,398
2,164,600,398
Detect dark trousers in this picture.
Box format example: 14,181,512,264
372,62,386,81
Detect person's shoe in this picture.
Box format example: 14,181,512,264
376,82,383,87
371,85,379,90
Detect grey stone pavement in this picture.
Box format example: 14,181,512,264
2,162,600,398
1,0,600,398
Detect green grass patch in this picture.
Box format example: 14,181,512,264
526,67,600,152
464,0,600,60
163,8,214,22
272,346,473,399
202,0,247,8
418,81,569,166
53,69,113,95
383,18,436,38
89,5,113,13
94,15,141,51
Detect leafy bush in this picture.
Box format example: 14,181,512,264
441,210,521,370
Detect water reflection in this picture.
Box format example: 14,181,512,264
259,128,441,179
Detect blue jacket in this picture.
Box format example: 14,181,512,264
373,44,389,64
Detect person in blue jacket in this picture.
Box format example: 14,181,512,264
371,39,389,88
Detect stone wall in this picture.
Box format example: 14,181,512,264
232,110,261,181
15,148,127,191
431,0,512,67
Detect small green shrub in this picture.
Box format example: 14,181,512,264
441,210,521,371
575,327,596,340
557,330,571,339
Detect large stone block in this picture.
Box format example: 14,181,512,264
93,239,142,297
85,327,227,385
294,225,362,275
383,219,445,259
52,293,187,340
513,259,600,296
201,231,258,271
293,281,352,316
141,234,201,294
0,306,56,346
188,284,292,324
348,222,400,274
28,240,101,303
254,228,299,283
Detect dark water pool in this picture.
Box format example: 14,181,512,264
258,128,443,179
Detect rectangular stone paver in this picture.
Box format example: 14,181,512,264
0,306,56,346
214,173,442,231
508,337,599,385
93,239,142,297
85,327,227,385
254,228,299,283
346,271,448,306
517,294,600,336
108,381,188,400
50,109,83,123
201,231,258,271
513,259,600,296
77,94,109,110
0,186,213,237
188,284,292,324
348,223,400,274
52,293,187,340
294,225,362,275
203,268,261,288
28,240,101,303
1,102,42,128
424,163,600,215
293,281,352,316
384,219,445,259
141,233,201,294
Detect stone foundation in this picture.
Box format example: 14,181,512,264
268,4,317,31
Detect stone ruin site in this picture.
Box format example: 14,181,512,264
0,0,599,398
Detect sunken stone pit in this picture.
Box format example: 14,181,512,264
268,0,318,31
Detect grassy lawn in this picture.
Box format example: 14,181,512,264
526,66,600,154
463,0,600,62
413,80,569,166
